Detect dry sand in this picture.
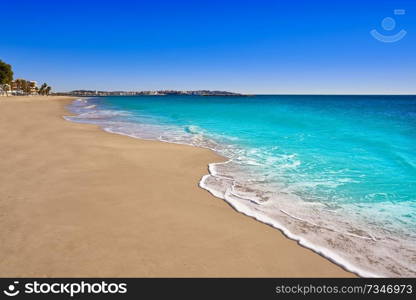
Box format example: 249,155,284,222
0,96,353,277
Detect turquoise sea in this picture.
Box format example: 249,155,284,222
66,95,416,277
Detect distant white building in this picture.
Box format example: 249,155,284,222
10,79,38,95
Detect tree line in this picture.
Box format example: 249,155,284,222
0,59,52,96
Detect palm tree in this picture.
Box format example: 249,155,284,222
39,83,47,95
1,83,11,96
21,80,28,95
13,79,30,94
14,79,23,92
45,86,51,96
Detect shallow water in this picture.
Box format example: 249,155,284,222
66,95,416,277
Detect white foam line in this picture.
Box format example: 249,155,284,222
200,170,380,278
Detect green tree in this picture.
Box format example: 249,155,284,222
45,85,52,95
21,80,29,94
0,60,13,85
14,79,25,92
39,83,47,95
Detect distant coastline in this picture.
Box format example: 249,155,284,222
51,91,416,97
54,90,245,97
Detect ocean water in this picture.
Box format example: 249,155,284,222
65,95,416,277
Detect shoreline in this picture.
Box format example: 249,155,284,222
0,96,353,277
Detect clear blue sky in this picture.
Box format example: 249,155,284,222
1,0,415,94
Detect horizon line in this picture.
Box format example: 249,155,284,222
56,91,416,96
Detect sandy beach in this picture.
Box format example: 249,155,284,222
0,96,353,277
